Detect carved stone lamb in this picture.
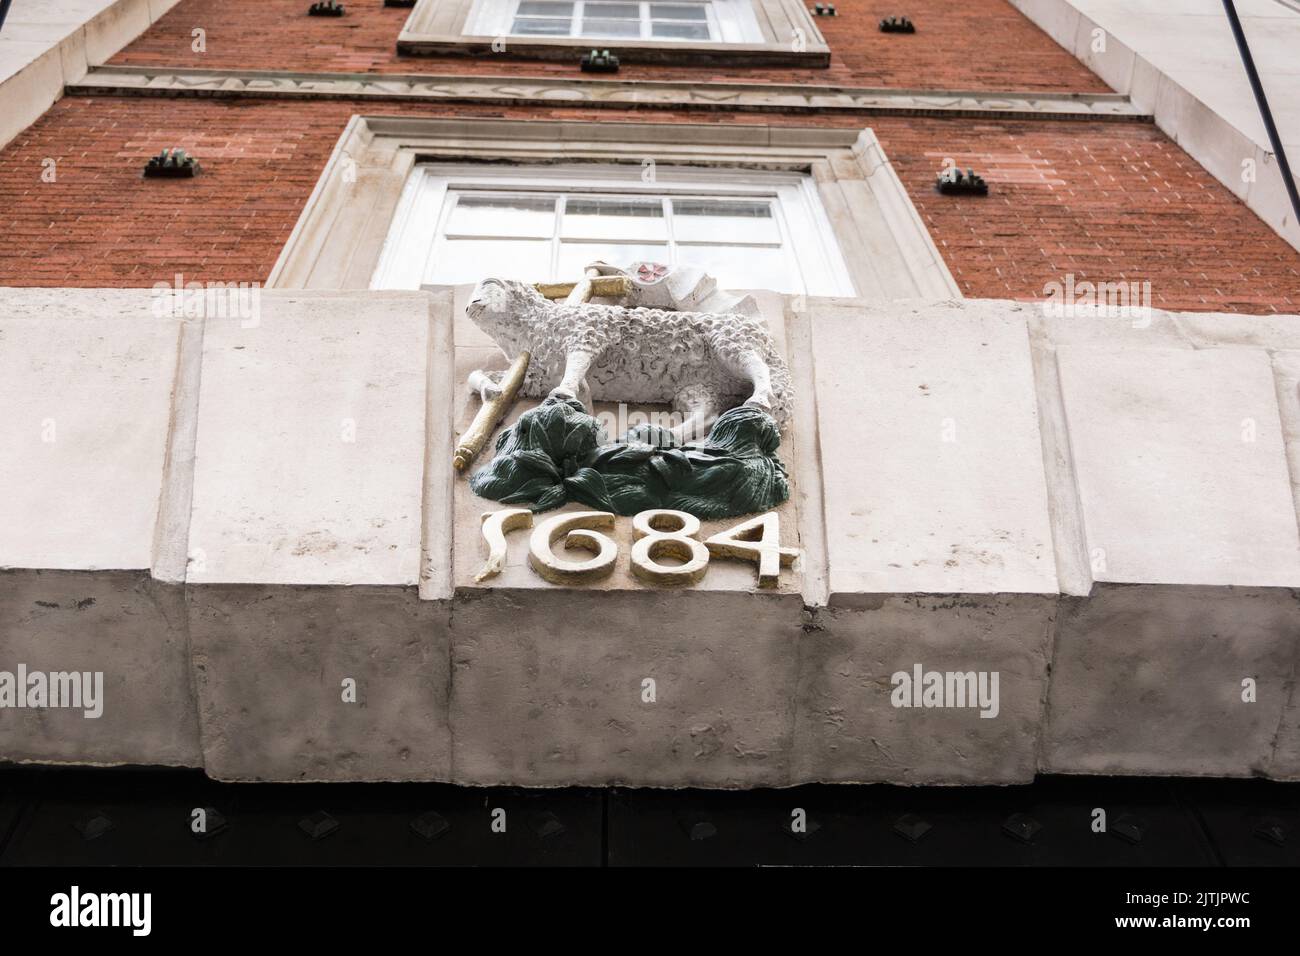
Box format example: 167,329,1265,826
465,275,792,443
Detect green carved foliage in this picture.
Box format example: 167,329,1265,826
468,397,790,520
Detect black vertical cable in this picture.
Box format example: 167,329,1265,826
0,0,14,34
1222,0,1300,229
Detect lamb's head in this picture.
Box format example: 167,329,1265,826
465,278,547,354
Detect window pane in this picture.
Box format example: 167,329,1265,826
429,239,553,284
672,199,780,243
561,197,667,241
651,3,708,19
512,16,573,34
650,20,709,38
444,194,556,239
676,245,797,294
517,0,573,14
558,242,670,279
584,2,640,17
580,18,641,36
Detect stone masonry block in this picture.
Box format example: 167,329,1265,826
450,589,802,788
1045,346,1300,775
809,299,1059,598
1044,585,1298,777
795,595,1054,785
187,585,449,782
0,570,201,768
0,289,200,767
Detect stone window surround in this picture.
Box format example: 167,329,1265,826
397,0,831,66
267,115,960,301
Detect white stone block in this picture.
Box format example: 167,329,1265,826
810,299,1058,598
446,294,805,787
0,39,48,81
0,45,65,150
0,289,184,572
1075,29,1135,95
1056,346,1300,587
186,292,434,587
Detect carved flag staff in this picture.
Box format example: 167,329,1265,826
453,349,531,472
534,274,631,301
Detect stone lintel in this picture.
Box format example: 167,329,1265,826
4,288,1300,784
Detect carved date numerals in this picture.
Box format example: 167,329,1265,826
529,511,618,585
474,508,798,588
475,507,533,583
703,512,800,589
631,510,710,587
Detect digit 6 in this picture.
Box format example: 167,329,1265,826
529,511,618,584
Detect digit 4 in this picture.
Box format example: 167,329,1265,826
704,512,799,588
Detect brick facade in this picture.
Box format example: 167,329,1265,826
0,0,1296,312
110,0,1110,92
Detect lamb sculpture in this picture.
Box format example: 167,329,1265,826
463,262,794,520
465,263,792,442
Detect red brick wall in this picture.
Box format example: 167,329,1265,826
110,0,1111,92
2,96,1295,313
869,117,1300,314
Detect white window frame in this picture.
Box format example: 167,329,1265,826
465,0,763,44
503,0,720,42
371,163,855,297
